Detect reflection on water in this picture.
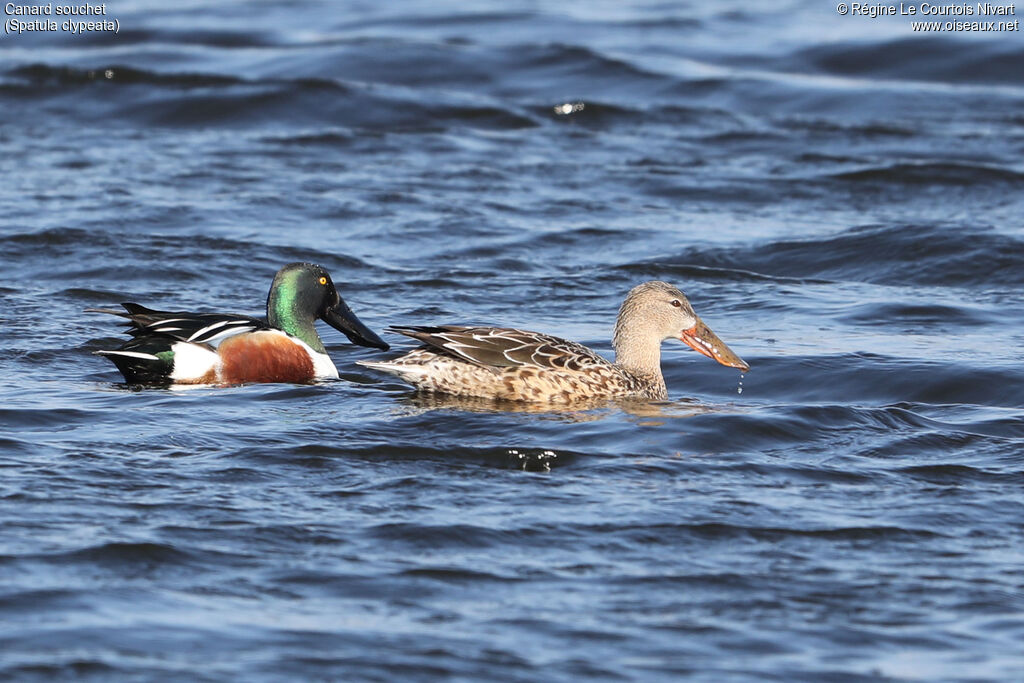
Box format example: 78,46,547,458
394,389,732,424
614,397,724,425
397,390,615,420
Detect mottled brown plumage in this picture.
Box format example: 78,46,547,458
359,282,749,402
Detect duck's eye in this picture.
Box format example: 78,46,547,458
670,299,682,308
318,276,328,286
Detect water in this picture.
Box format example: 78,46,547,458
2,1,1024,679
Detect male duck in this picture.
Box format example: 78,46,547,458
358,281,748,402
91,262,389,385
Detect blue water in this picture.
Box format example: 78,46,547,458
3,1,1024,679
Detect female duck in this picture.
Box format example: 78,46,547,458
359,281,747,402
92,262,388,385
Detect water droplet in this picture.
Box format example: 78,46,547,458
553,102,585,116
737,372,745,395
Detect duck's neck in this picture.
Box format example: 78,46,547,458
612,328,666,396
267,279,326,354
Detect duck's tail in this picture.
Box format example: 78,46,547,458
94,336,176,385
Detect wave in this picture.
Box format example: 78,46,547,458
240,441,587,471
681,354,1024,407
831,162,1024,186
795,37,1024,86
0,226,376,280
1,42,732,133
6,64,243,88
640,223,1024,287
3,63,540,131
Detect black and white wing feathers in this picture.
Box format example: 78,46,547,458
88,303,268,345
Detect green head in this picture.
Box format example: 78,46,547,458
266,262,389,353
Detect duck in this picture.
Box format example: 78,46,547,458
358,281,747,402
90,262,389,385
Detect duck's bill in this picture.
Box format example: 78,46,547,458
322,301,390,351
680,319,749,372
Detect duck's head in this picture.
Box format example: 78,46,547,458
613,281,748,372
267,262,389,353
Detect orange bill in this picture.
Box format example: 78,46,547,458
679,318,749,372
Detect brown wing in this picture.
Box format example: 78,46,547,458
388,325,611,372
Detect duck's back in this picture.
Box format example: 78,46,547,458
358,325,659,401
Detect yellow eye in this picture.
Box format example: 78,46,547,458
318,276,328,285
